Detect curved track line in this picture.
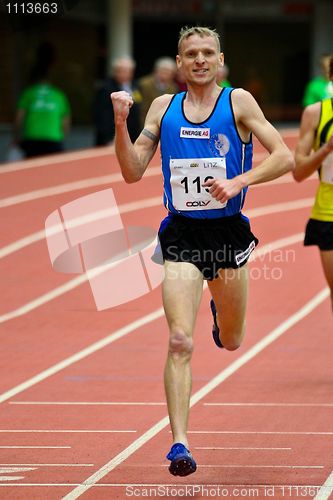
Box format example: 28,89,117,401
0,148,115,174
0,152,276,209
0,309,164,404
0,167,161,209
0,197,312,261
0,170,308,209
315,471,333,500
0,126,297,175
0,146,273,176
0,233,306,402
0,228,304,325
62,286,329,500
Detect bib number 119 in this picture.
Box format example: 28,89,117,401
180,175,214,194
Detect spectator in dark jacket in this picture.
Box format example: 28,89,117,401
94,56,142,145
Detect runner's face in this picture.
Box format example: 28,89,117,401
177,34,223,86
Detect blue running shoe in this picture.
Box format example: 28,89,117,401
166,443,197,476
210,299,224,348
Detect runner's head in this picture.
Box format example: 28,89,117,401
178,26,221,54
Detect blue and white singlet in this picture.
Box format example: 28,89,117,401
160,87,253,219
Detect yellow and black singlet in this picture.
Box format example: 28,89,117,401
311,98,333,221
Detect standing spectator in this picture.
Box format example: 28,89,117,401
216,63,231,88
302,53,333,107
175,66,187,92
93,56,142,146
14,42,71,158
138,57,178,127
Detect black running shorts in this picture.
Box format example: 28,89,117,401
304,218,333,250
158,213,259,280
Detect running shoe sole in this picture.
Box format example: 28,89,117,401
169,455,197,476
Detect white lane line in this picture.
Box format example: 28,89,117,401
0,147,116,173
9,401,165,406
188,431,333,435
62,287,329,500
0,464,93,467
196,447,292,451
0,146,268,182
9,402,166,406
0,483,327,489
0,476,24,481
0,232,303,403
0,478,329,488
13,401,331,409
0,195,162,260
0,430,136,433
0,446,71,449
0,168,161,209
0,196,309,262
161,464,323,469
0,126,297,175
204,403,333,407
0,272,96,324
0,170,309,209
315,470,333,500
0,226,305,327
246,198,313,218
0,468,36,472
0,308,164,404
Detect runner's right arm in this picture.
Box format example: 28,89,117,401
111,92,170,183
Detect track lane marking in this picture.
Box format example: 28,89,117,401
62,287,329,499
0,482,327,488
0,205,306,323
0,147,117,173
315,471,333,500
0,430,136,433
0,168,161,208
0,126,297,175
188,430,333,435
0,196,163,260
0,231,303,324
0,197,311,261
204,403,333,407
160,464,324,469
0,168,311,209
195,447,292,450
0,446,71,449
0,309,165,403
0,148,269,176
10,402,166,406
0,464,93,467
0,233,309,405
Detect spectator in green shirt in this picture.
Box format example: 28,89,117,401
302,53,333,107
14,42,71,158
216,63,231,88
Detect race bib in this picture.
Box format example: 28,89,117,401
170,157,227,211
321,152,333,185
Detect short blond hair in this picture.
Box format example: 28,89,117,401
178,26,221,54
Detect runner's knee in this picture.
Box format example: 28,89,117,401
168,328,193,358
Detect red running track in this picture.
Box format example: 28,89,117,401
0,132,333,499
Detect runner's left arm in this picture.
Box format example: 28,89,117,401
203,89,294,203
